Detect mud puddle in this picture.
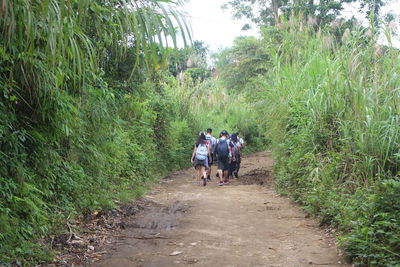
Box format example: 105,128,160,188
237,167,271,186
130,201,190,231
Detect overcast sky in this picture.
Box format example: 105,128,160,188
181,0,258,52
181,0,400,51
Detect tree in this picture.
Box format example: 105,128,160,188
358,0,393,27
0,0,191,116
214,36,269,92
167,40,210,78
187,41,210,68
167,48,191,77
222,0,393,29
222,0,289,29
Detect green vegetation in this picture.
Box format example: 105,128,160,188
0,1,260,264
169,78,266,152
167,40,211,80
2,0,399,266
214,14,400,265
0,0,195,264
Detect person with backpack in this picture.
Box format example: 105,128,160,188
214,130,232,186
234,132,244,177
228,133,241,179
215,131,223,179
205,128,217,181
191,132,212,186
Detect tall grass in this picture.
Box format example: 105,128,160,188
167,77,267,151
255,16,400,265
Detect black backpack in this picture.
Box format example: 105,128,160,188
217,138,229,157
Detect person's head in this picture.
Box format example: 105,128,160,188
234,132,240,137
206,128,212,134
231,133,238,142
196,132,206,145
221,130,228,137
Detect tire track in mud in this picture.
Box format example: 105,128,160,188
91,151,349,267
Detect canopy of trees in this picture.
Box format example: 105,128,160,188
222,0,393,29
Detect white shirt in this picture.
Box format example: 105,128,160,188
206,134,217,151
239,137,244,146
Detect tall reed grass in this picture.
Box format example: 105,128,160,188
256,16,400,265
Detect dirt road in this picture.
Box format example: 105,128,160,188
93,152,348,267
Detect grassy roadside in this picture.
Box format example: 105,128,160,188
256,18,400,266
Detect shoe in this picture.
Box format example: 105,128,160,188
218,181,224,186
234,172,238,178
203,178,207,186
223,180,229,185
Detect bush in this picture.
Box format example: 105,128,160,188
251,17,400,265
340,180,400,266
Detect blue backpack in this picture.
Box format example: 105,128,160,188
217,138,229,157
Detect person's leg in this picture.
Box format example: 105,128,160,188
206,154,211,178
234,153,241,177
228,160,235,179
217,168,224,186
215,154,220,178
207,164,212,180
223,157,230,184
201,166,207,186
196,166,202,185
217,156,224,185
218,166,224,185
223,170,229,183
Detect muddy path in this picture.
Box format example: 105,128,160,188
92,152,348,267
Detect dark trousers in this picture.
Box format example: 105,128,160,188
228,160,237,178
236,153,241,174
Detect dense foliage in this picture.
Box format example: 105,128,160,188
215,15,400,265
2,0,399,266
0,1,260,263
167,40,211,79
170,78,266,152
0,0,196,264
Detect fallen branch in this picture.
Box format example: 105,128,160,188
278,216,306,219
133,235,168,240
309,262,338,265
66,215,74,242
83,230,168,240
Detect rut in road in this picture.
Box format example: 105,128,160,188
93,151,348,267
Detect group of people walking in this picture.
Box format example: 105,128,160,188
191,128,244,186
